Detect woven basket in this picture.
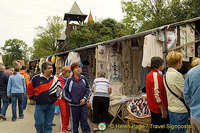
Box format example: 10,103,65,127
127,102,151,123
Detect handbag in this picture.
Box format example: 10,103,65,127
163,75,190,117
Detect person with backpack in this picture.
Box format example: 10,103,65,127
19,66,29,110
63,62,91,133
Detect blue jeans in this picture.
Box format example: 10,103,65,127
34,103,55,133
0,94,9,116
11,94,24,120
168,111,189,133
22,94,27,110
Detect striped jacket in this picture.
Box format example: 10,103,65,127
63,75,91,105
145,69,168,113
27,73,61,104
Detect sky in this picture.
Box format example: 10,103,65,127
0,0,128,50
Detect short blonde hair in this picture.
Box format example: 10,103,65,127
166,51,183,68
191,58,200,68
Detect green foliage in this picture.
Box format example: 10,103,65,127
31,16,65,60
121,0,200,32
1,39,28,66
68,18,127,49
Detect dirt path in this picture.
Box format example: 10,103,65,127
0,102,138,133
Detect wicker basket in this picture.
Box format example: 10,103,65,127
127,102,151,123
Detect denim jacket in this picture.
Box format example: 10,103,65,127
7,72,26,97
184,64,200,122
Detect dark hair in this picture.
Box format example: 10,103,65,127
41,62,52,73
71,62,80,72
14,66,20,72
150,57,163,69
27,69,30,73
21,66,26,70
6,65,12,69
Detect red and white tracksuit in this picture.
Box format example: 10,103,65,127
56,74,70,132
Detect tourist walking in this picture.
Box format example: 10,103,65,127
7,66,26,121
56,66,71,133
19,66,29,110
27,62,61,133
0,64,9,120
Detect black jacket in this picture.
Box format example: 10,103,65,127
0,71,9,94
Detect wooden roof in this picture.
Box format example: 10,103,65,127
64,1,87,21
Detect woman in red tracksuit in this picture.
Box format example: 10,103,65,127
56,66,71,133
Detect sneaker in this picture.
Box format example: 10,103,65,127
12,119,16,122
66,126,71,131
19,116,24,119
0,114,6,120
93,128,98,132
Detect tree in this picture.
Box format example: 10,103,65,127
1,39,28,66
31,16,65,60
68,18,127,49
121,0,200,33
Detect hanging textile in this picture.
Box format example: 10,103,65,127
55,56,64,75
180,23,195,61
65,52,81,66
51,55,56,64
39,58,46,70
97,45,107,62
95,45,108,78
107,43,122,82
159,31,177,49
121,41,132,95
142,34,163,67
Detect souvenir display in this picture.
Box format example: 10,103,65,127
128,97,151,117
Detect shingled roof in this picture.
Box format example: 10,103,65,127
64,1,87,21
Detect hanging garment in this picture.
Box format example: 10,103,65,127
186,24,195,57
180,23,195,61
159,31,177,49
66,52,81,66
39,58,46,70
55,56,64,75
142,34,163,67
96,45,107,62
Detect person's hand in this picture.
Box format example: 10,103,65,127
80,98,86,106
161,110,168,118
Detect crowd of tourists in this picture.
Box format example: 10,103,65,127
146,51,200,133
0,61,112,133
1,51,200,133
